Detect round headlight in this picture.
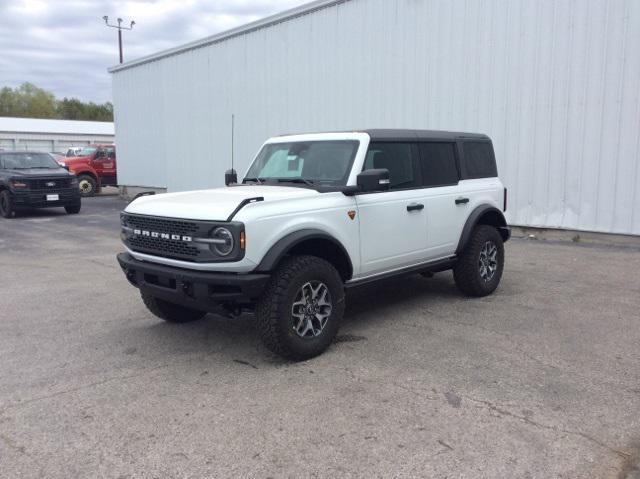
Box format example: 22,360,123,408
211,227,234,256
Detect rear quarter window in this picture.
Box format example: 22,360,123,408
461,141,497,179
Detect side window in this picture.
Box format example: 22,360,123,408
106,147,115,159
462,141,497,179
363,142,418,190
418,142,459,187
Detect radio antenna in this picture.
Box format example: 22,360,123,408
231,114,235,172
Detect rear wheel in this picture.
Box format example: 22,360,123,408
65,203,81,214
141,292,207,323
0,190,14,218
453,225,505,297
256,255,344,360
77,174,97,197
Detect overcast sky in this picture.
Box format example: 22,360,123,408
0,0,309,104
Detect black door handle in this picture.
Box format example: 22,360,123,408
455,197,469,205
407,203,424,212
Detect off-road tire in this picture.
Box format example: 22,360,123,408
65,204,81,214
256,255,345,360
141,292,207,323
78,174,97,197
453,225,505,297
0,190,14,218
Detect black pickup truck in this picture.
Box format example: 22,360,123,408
0,151,81,218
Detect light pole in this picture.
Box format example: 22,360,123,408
103,16,135,64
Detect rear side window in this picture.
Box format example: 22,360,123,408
462,141,497,178
363,142,419,190
418,142,459,187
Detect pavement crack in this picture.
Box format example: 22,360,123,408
0,364,169,414
466,396,632,460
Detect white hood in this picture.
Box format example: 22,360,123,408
125,185,319,221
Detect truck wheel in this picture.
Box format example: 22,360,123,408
65,204,81,214
78,175,97,197
453,225,505,297
0,190,15,218
256,255,345,360
141,292,207,323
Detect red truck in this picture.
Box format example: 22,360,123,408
57,144,117,197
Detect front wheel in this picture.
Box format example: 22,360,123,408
65,204,81,214
141,292,207,323
256,255,345,360
77,174,97,197
0,190,15,218
453,225,505,297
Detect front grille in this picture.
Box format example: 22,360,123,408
121,213,244,263
30,177,72,190
124,214,198,236
122,214,202,261
128,236,199,258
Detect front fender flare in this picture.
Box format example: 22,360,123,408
256,229,353,276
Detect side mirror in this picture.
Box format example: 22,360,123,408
225,168,238,186
356,168,390,193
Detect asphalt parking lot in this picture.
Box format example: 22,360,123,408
1,196,639,479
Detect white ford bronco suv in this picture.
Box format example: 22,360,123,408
117,130,510,359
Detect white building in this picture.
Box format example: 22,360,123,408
0,117,115,153
110,0,640,236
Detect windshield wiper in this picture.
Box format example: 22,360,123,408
276,178,315,187
243,177,264,184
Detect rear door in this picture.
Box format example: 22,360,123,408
418,141,469,259
355,142,429,276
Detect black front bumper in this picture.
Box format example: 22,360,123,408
117,252,270,312
12,188,80,208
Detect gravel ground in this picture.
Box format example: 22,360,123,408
1,196,639,478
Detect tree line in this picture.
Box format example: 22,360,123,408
0,83,113,122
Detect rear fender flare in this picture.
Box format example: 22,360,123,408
456,205,508,255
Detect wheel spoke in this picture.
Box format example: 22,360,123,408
478,240,498,282
290,280,333,339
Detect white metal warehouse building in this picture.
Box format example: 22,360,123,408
110,0,640,236
0,117,114,153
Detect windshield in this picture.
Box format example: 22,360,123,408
244,140,359,186
78,147,97,156
0,152,61,169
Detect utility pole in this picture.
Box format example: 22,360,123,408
103,16,135,64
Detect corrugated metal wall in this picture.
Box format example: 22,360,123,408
112,0,640,235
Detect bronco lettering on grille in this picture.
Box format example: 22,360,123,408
132,229,192,242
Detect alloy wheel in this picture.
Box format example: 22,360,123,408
478,240,498,282
291,281,333,338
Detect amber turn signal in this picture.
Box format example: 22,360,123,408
240,231,246,250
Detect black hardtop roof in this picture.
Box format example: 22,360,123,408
276,129,490,141
363,129,490,141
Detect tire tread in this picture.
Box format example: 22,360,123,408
256,255,344,360
141,292,207,323
453,225,504,297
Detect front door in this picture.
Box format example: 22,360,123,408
93,146,117,185
356,142,429,277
